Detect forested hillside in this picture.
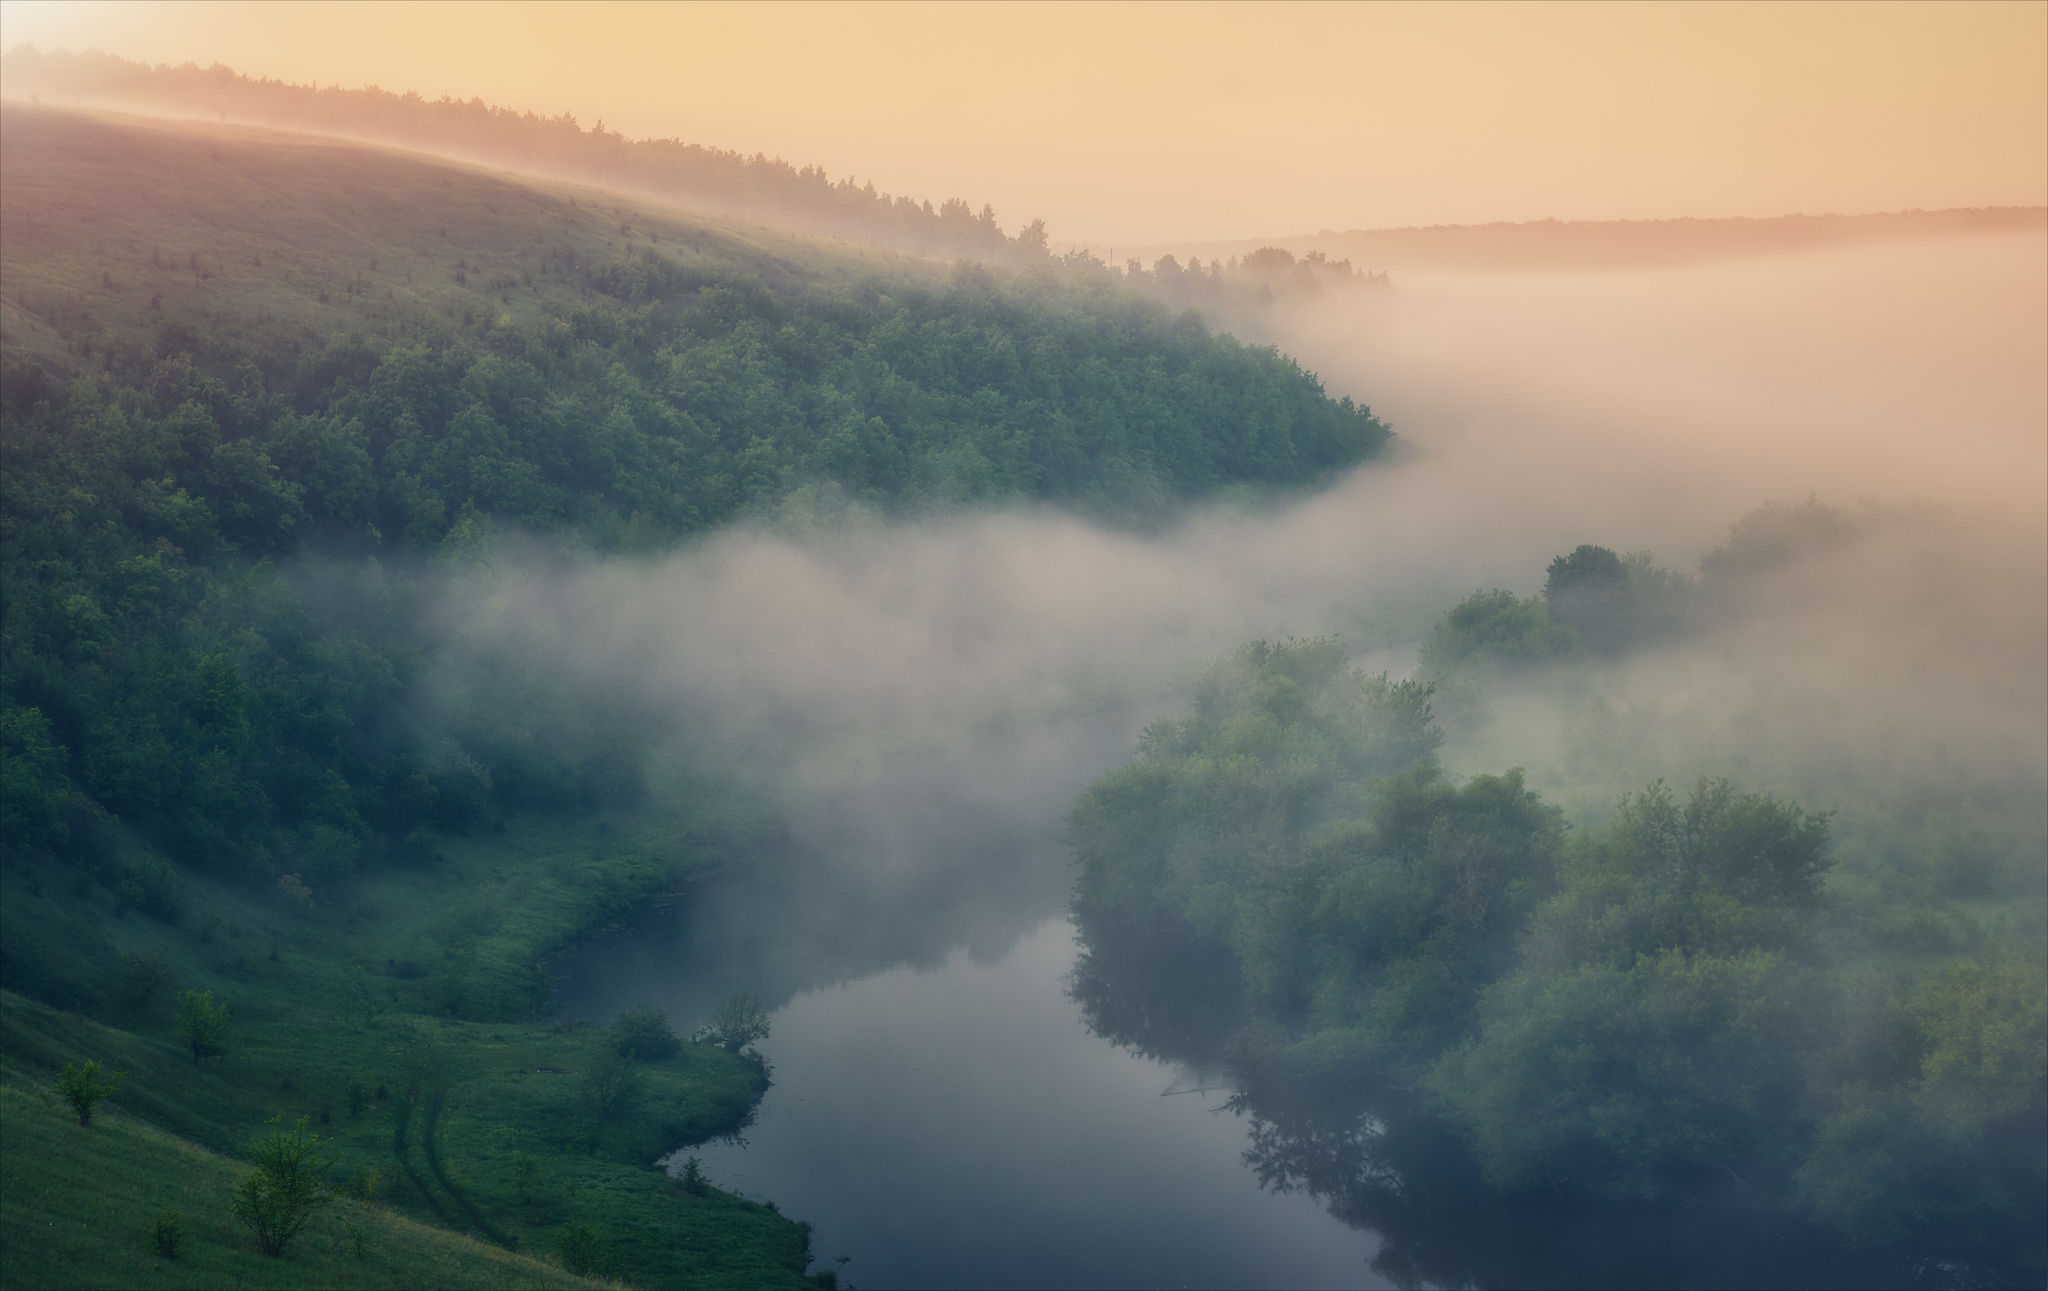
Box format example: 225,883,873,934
0,102,1392,1286
2,102,1387,881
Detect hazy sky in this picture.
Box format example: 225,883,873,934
1,1,2042,245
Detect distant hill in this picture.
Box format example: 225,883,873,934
0,43,1044,262
1131,206,2047,274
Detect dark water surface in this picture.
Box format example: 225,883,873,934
551,859,1390,1290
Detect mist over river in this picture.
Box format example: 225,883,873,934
538,232,2042,1290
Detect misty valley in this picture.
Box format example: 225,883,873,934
1,83,2043,1291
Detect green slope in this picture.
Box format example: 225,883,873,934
0,102,902,376
0,1071,615,1290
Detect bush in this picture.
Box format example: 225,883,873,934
55,1059,124,1126
229,1116,335,1257
174,989,231,1064
150,1207,182,1259
608,1006,680,1059
556,1221,612,1277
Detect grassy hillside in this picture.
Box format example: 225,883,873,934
0,102,909,380
0,804,823,1288
0,1073,615,1290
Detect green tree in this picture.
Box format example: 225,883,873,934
174,989,231,1064
1542,544,1636,653
230,1116,336,1257
54,1059,124,1126
1432,779,1834,1196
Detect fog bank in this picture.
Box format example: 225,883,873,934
436,229,2046,978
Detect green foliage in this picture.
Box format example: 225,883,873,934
0,706,83,856
580,1046,645,1122
608,1006,680,1060
150,1206,183,1259
174,989,231,1065
113,856,182,921
699,993,771,1054
1429,779,1835,1194
1794,950,2048,1262
0,103,1388,912
1516,779,1834,975
1542,544,1636,653
0,1076,610,1288
1436,946,1819,1196
555,1221,613,1278
230,1115,336,1258
1416,589,1574,676
679,1155,708,1197
54,1058,124,1126
1069,637,1443,935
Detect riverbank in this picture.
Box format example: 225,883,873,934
0,806,825,1289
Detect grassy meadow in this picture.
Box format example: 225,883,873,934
0,806,823,1288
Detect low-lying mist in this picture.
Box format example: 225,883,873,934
426,229,2046,998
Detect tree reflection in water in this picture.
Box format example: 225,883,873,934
1069,911,1958,1291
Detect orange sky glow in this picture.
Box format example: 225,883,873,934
1,0,2042,246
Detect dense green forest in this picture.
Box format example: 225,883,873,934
2,103,1386,892
1068,501,2047,1285
0,103,1391,1286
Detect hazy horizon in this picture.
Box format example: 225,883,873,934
1,0,2041,246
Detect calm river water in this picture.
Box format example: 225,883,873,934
551,854,1392,1290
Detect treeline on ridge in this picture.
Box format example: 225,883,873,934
0,44,1033,262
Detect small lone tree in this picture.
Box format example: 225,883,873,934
175,989,230,1065
697,992,770,1053
55,1059,124,1125
230,1116,335,1257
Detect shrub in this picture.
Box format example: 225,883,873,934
150,1207,182,1259
608,1006,680,1059
230,1116,335,1257
55,1059,124,1126
556,1221,612,1276
175,989,231,1064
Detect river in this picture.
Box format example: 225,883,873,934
551,846,1392,1290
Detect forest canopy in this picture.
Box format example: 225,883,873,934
1067,517,2047,1282
0,107,1389,948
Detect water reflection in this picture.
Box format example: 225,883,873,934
1068,911,1984,1291
558,910,1388,1289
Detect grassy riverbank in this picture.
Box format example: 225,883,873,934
0,808,825,1289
